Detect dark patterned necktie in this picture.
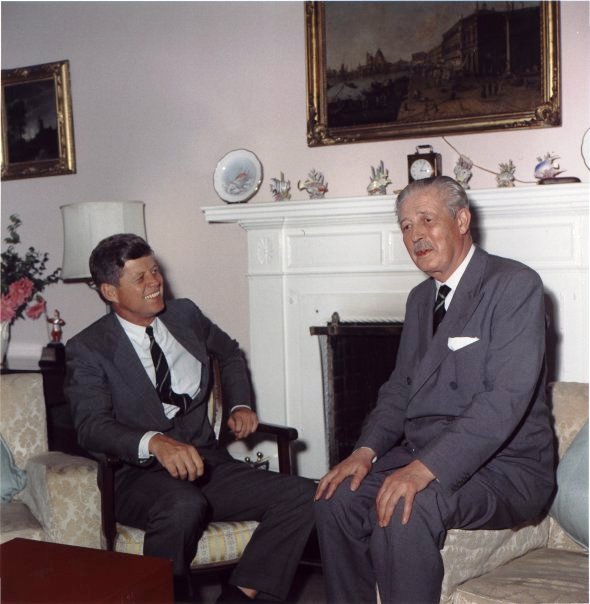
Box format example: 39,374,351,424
433,285,451,334
145,326,189,413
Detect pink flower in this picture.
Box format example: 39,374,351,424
25,295,46,320
0,295,17,322
7,277,34,308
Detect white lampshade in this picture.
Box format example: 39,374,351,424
60,201,146,280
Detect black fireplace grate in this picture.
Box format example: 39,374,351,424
311,313,403,466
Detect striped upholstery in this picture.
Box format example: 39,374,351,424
115,520,259,568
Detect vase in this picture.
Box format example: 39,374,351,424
0,321,10,367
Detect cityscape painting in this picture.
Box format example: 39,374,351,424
305,1,561,146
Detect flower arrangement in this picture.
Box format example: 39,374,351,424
1,214,61,325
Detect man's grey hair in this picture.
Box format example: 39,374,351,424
396,176,469,223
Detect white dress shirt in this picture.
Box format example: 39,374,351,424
435,244,476,309
117,315,202,458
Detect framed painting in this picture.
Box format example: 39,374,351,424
305,1,561,146
1,60,76,180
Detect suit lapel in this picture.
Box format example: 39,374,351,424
104,314,168,423
410,247,488,398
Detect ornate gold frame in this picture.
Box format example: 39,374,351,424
1,60,76,180
305,1,561,147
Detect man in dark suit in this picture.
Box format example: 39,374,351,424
65,233,315,603
314,176,555,603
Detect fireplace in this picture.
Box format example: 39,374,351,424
311,313,402,467
203,183,589,478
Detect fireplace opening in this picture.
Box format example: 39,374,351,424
310,312,403,467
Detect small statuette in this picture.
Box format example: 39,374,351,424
367,160,391,196
496,160,516,188
534,153,564,180
453,155,473,190
269,172,291,201
47,309,65,343
297,169,328,199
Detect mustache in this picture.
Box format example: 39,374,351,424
413,241,433,254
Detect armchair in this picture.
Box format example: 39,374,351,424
0,373,101,548
99,360,300,569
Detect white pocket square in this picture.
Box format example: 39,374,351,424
448,337,479,351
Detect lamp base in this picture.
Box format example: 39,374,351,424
39,343,65,366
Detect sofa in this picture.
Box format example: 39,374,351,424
0,373,101,548
2,374,588,603
439,381,589,603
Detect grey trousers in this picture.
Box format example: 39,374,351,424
314,465,547,604
116,456,316,601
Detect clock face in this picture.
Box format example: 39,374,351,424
410,158,434,180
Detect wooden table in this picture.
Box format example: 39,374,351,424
0,538,173,603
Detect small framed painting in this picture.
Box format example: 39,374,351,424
1,60,76,180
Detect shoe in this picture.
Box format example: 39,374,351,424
216,583,255,603
173,574,195,603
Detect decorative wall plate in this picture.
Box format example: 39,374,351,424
582,128,590,171
213,149,263,203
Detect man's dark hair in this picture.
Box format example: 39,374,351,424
89,233,153,288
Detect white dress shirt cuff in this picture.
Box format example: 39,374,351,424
229,404,251,414
139,431,162,459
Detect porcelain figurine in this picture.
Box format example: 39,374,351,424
496,160,516,188
367,160,391,196
534,153,564,180
453,155,473,190
297,169,328,199
270,172,291,201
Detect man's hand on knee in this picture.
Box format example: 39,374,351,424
148,434,205,481
315,448,375,501
376,460,435,527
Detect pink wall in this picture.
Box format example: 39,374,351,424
2,1,589,362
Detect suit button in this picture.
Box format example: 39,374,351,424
406,376,412,385
449,381,458,390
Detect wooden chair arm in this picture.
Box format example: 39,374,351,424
97,455,121,552
256,422,298,475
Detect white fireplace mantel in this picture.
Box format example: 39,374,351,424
203,183,589,478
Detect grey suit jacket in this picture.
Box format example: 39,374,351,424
65,298,251,467
358,246,554,500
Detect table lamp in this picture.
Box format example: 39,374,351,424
44,201,146,365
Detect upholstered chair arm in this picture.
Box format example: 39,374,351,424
20,451,101,549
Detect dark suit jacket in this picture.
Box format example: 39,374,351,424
65,299,251,467
358,246,555,503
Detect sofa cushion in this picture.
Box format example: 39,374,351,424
451,548,589,604
0,434,27,502
550,421,589,549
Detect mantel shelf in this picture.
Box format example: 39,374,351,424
202,182,589,228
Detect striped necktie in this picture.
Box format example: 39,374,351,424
433,285,451,334
145,326,189,413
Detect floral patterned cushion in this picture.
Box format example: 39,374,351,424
451,548,589,604
20,452,101,548
0,373,47,469
440,382,589,602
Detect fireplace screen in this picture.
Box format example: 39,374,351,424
311,313,403,467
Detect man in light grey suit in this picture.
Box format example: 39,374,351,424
314,176,555,603
65,234,315,603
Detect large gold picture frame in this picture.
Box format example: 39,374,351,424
1,60,76,180
305,1,561,147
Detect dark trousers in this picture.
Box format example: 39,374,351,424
115,456,316,601
314,460,548,604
